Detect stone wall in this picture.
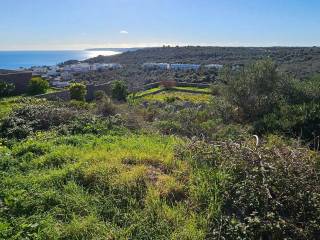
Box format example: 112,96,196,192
0,71,32,94
36,90,70,101
86,82,112,100
176,82,210,88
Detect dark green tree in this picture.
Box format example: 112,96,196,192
222,59,285,121
28,77,49,95
69,83,87,101
111,80,128,101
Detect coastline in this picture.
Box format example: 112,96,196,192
0,50,121,70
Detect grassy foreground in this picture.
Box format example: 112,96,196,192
0,132,221,239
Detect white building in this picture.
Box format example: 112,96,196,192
46,69,59,77
32,67,48,76
51,81,70,88
63,63,122,73
205,64,223,69
94,63,122,70
61,71,73,80
170,64,201,71
143,63,170,70
63,63,91,73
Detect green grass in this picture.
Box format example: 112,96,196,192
141,91,212,103
0,96,22,119
131,87,163,98
131,86,211,100
0,132,224,239
172,86,211,93
47,87,63,93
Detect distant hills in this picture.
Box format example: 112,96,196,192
86,46,320,79
85,48,141,52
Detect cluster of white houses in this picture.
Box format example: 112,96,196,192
29,62,226,89
142,63,224,71
31,63,122,88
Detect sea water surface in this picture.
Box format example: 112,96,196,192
0,50,121,70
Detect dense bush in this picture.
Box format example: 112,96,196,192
215,137,320,239
69,83,87,101
221,59,286,121
111,80,128,101
176,137,320,239
96,96,116,117
252,75,320,144
218,60,320,145
28,77,49,95
0,102,79,139
0,81,15,98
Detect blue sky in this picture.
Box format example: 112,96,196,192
0,0,319,50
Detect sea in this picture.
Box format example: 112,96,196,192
0,50,121,70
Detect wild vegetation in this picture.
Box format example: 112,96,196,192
28,77,49,95
69,83,87,101
0,59,320,239
0,81,15,98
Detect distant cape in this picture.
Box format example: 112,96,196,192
85,48,141,53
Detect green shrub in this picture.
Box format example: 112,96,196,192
69,83,87,101
0,103,79,139
96,96,116,117
210,139,320,239
165,96,179,103
94,90,106,101
0,81,15,98
28,77,49,95
222,59,285,121
111,80,128,101
254,101,320,147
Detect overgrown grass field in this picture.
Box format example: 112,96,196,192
1,132,222,239
141,91,212,103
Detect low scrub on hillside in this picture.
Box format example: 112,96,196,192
1,59,320,239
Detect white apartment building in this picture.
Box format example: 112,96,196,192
63,63,90,73
51,80,70,88
143,63,170,70
63,63,122,73
61,71,73,80
31,67,48,76
170,64,201,71
205,64,223,69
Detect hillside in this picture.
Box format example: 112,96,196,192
86,46,320,79
1,60,320,239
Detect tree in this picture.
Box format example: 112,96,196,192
0,81,15,98
111,80,128,101
69,83,87,101
222,59,285,121
28,77,49,95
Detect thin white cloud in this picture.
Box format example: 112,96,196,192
120,30,129,34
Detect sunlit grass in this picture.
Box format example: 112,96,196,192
0,96,22,119
142,91,212,103
172,86,211,93
2,133,218,238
